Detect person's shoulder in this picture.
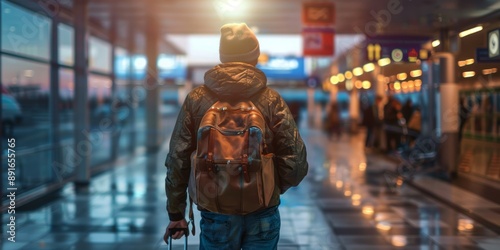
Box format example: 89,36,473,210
185,85,209,100
259,87,283,102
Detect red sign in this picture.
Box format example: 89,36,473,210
302,28,335,56
302,2,335,26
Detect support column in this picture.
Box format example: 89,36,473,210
439,28,450,52
436,52,459,178
110,24,118,161
128,34,137,153
50,16,62,179
73,0,90,192
145,17,161,152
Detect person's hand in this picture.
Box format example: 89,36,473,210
163,219,188,244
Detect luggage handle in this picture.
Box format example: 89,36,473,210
168,228,189,237
168,228,189,250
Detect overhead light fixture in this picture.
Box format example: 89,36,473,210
408,80,414,88
410,69,422,78
363,63,375,72
432,40,440,47
465,58,474,65
362,81,371,89
462,71,475,78
397,73,407,81
337,73,345,82
482,68,497,75
459,25,483,38
394,81,401,91
414,79,422,87
330,76,339,85
355,80,363,89
378,58,391,67
401,81,408,89
345,71,353,80
353,67,363,76
457,60,467,67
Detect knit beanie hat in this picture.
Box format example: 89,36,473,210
219,23,260,63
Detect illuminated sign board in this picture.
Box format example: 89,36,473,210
476,48,500,63
488,29,500,58
257,56,306,80
364,36,430,63
115,54,187,80
302,28,335,56
158,55,187,79
302,2,335,26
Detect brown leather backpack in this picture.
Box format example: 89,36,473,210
188,99,275,215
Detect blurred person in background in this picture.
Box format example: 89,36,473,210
325,101,342,140
459,96,471,143
362,96,384,149
402,99,414,124
384,97,403,153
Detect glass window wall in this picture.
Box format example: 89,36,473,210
1,1,51,60
1,55,52,190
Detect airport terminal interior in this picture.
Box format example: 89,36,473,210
1,0,500,249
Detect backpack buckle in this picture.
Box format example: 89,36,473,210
206,152,214,172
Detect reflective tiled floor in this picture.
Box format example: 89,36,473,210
2,117,500,250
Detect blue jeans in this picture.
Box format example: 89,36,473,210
199,206,280,250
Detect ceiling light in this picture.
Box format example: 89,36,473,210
394,81,401,90
465,58,474,65
353,67,363,76
401,81,408,89
432,40,440,47
355,80,362,89
482,68,497,75
362,81,371,89
363,63,375,72
378,58,391,67
459,25,483,38
462,71,475,78
397,73,407,81
337,73,345,82
345,71,353,80
414,79,422,87
408,80,414,88
457,60,467,67
330,76,339,85
410,69,422,78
